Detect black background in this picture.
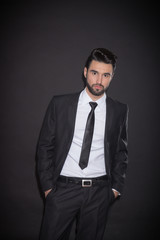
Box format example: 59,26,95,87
0,1,159,239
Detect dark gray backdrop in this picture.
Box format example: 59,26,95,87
0,1,159,239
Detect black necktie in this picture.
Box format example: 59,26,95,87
79,102,98,170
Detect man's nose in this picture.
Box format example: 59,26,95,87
96,74,102,84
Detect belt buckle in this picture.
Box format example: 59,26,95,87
82,179,92,187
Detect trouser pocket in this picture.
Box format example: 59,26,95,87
110,188,115,204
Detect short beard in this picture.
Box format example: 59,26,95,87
86,81,108,96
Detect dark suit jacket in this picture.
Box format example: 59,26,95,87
37,91,129,194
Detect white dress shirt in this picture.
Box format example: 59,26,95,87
60,88,107,178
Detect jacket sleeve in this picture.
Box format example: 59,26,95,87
111,105,129,194
36,97,56,192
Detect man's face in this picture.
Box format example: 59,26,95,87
84,60,113,99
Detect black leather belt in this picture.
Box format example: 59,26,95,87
58,175,108,187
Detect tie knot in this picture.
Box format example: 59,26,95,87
89,102,98,110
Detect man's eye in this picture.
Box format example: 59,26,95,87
104,74,110,78
92,72,97,75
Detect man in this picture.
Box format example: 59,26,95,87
37,48,129,240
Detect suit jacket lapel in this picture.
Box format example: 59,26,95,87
105,97,114,142
104,97,114,176
66,92,81,148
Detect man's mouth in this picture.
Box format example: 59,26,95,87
93,84,103,90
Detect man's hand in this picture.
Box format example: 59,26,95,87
45,189,52,198
112,189,120,199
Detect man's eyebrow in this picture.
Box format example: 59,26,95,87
104,72,112,76
90,69,112,75
90,69,98,73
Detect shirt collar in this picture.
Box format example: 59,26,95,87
79,88,106,109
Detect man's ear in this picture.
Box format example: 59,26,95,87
84,67,87,78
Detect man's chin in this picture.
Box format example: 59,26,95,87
92,89,105,96
87,85,105,96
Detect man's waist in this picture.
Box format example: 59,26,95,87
58,175,108,187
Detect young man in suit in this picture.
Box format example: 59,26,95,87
37,48,129,240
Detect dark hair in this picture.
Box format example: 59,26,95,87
85,48,117,72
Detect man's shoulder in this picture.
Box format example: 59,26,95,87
50,91,81,105
54,91,81,99
107,96,129,112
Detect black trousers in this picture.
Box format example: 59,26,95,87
40,176,114,240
